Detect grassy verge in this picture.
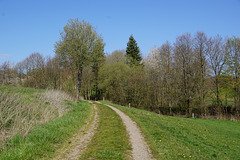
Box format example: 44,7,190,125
0,101,91,159
81,102,132,160
0,85,73,151
101,101,240,160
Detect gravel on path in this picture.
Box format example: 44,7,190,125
53,102,98,160
96,101,155,160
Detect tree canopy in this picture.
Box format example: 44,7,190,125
3,25,240,118
55,18,105,100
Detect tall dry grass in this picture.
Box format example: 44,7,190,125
0,89,74,151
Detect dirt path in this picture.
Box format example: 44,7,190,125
96,102,155,160
53,102,98,160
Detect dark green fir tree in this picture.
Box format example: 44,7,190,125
126,35,142,66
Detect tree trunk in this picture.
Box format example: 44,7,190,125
203,81,206,116
201,61,206,116
95,83,99,100
169,100,172,115
77,67,83,101
216,77,221,116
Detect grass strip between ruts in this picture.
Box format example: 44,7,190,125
81,102,132,160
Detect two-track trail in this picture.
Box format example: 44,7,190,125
53,102,99,160
53,101,155,160
96,101,155,160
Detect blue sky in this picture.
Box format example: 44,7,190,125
0,0,240,64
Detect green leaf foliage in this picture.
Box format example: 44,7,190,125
54,18,105,99
98,62,130,104
55,18,105,70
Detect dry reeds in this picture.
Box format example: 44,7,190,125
0,89,74,151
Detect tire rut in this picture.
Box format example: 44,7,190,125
53,102,98,160
96,101,155,160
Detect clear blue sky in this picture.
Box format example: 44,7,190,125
0,0,240,64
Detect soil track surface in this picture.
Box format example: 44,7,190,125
53,102,98,160
96,101,155,160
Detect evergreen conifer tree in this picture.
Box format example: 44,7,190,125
126,35,142,66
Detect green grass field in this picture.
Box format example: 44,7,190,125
0,97,91,159
0,85,75,151
101,101,240,160
81,102,131,160
1,85,239,159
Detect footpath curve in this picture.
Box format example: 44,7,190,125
96,101,155,160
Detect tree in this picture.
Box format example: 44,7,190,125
29,52,45,88
0,61,18,86
174,33,195,115
0,61,11,85
193,32,208,116
159,41,174,114
127,66,147,108
145,43,174,114
20,53,46,88
126,35,142,66
106,50,126,64
98,62,130,104
145,46,162,111
91,37,105,100
226,37,240,111
81,66,94,100
55,18,105,100
206,35,226,116
45,56,61,89
15,61,24,85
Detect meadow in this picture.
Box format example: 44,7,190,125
1,85,239,159
0,85,91,159
101,101,240,160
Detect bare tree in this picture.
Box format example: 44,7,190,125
226,37,240,112
174,33,195,115
145,43,173,114
27,53,45,88
0,61,11,85
206,35,226,116
106,50,126,64
193,32,208,116
15,61,24,85
45,56,61,89
145,46,162,111
159,41,174,114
